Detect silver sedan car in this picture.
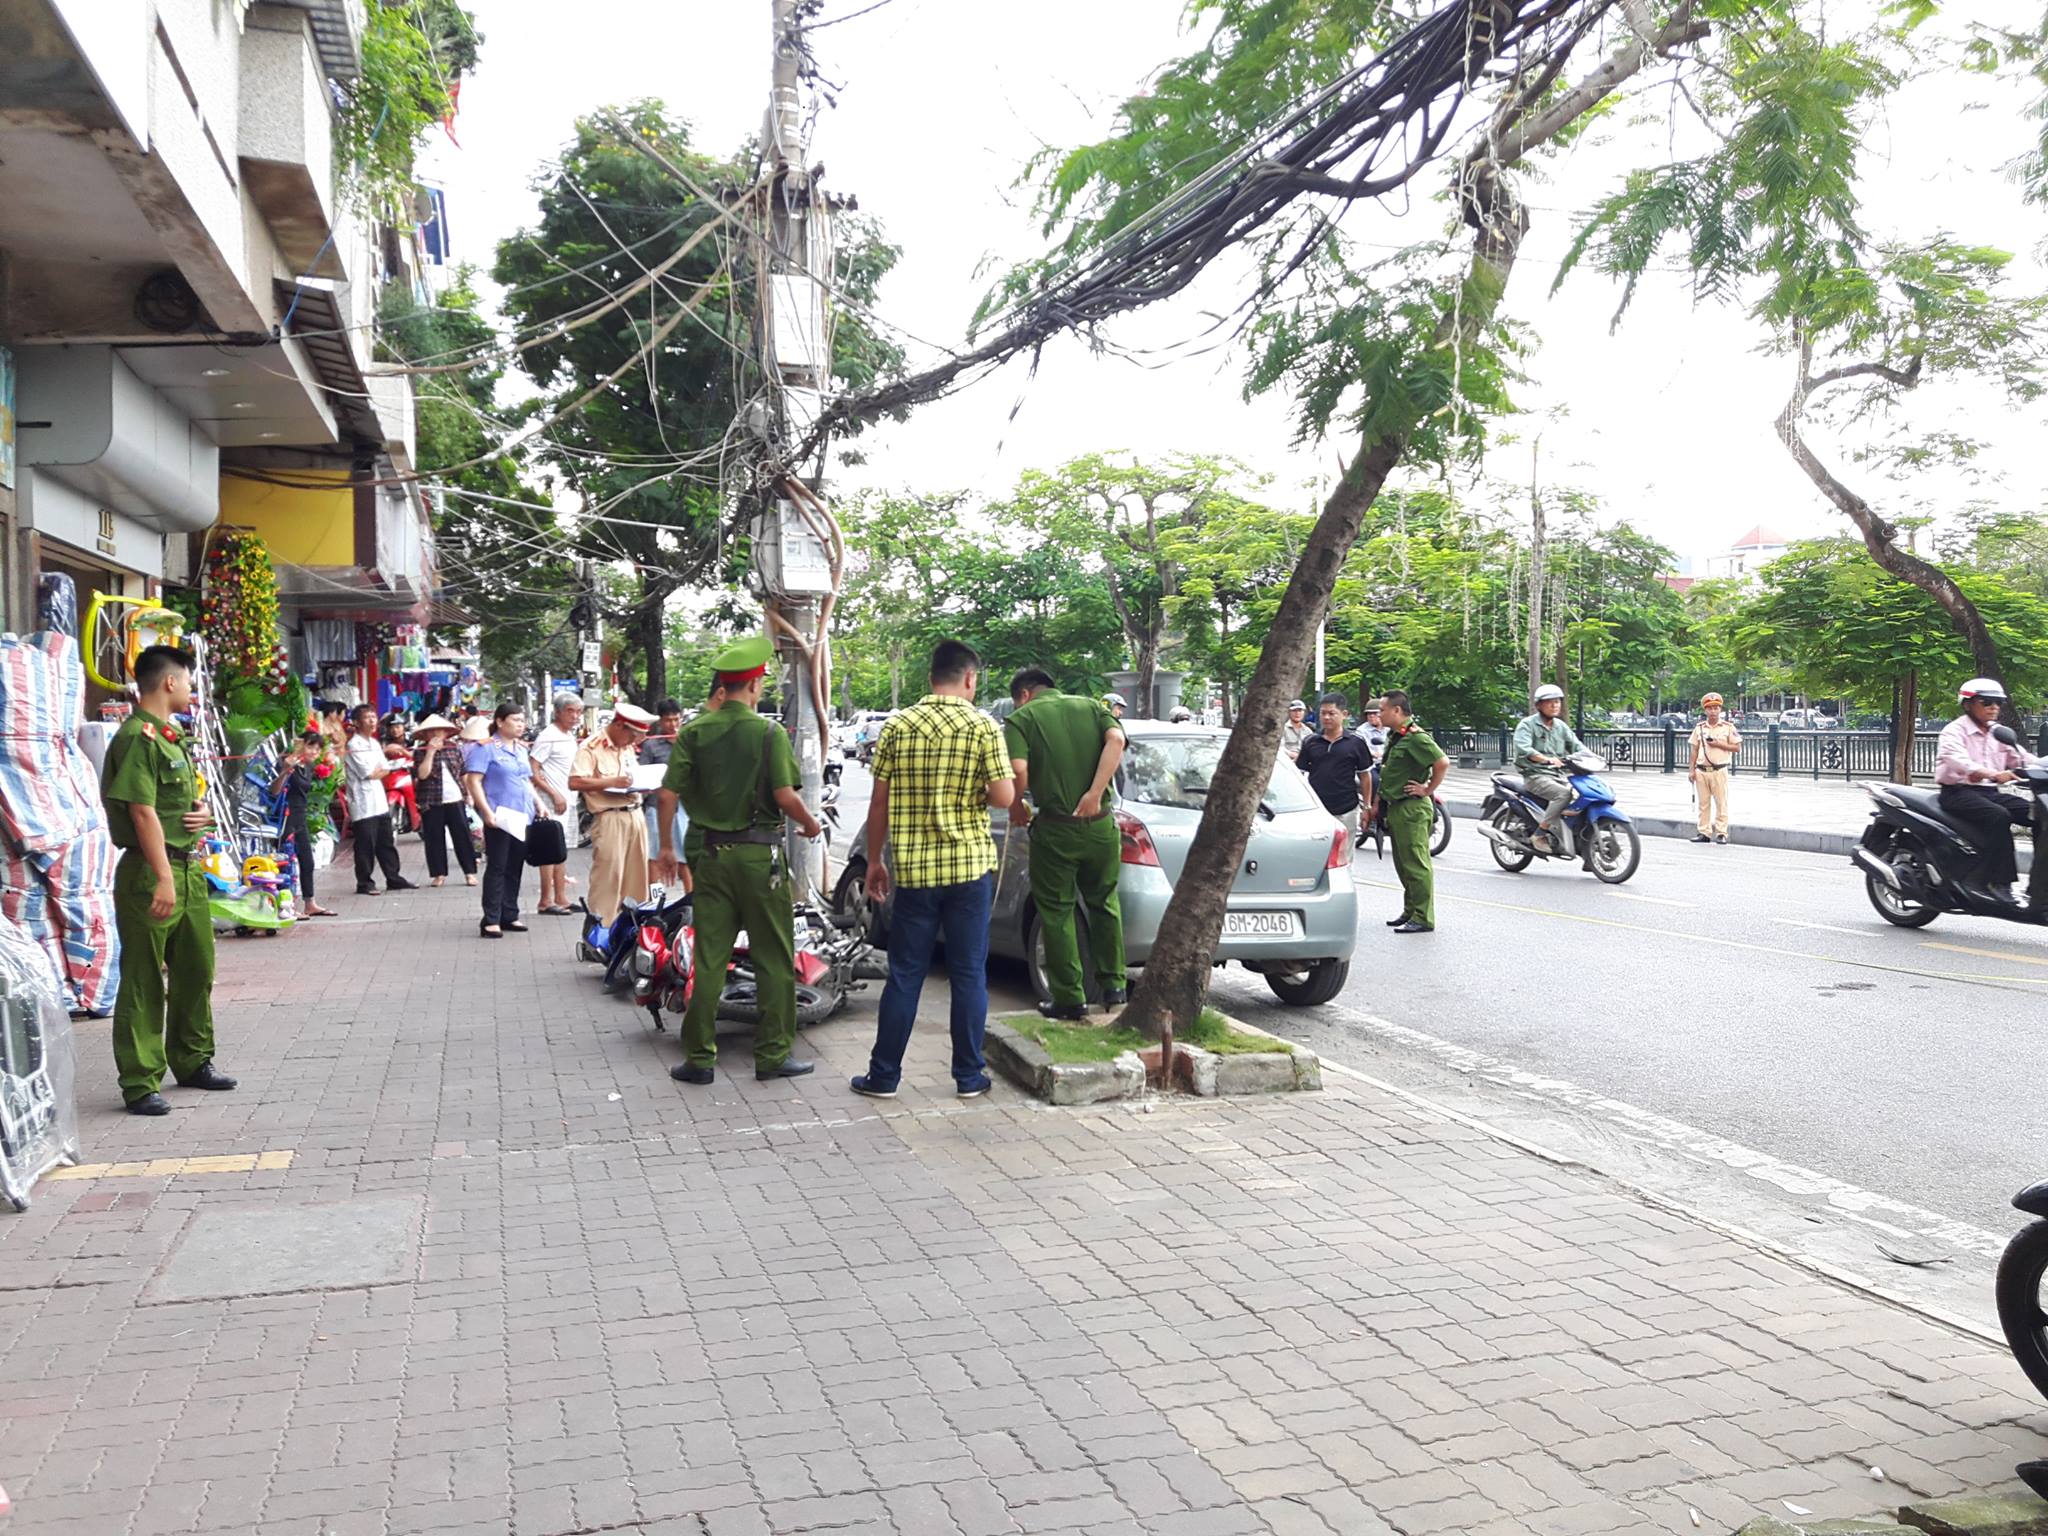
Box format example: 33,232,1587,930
832,721,1359,1007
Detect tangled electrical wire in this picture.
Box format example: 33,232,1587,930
799,0,1602,459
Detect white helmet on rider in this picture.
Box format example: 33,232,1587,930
1533,684,1565,705
1103,692,1127,710
1959,678,2008,703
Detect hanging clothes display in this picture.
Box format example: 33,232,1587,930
0,633,121,1014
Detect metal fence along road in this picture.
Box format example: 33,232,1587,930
1437,725,2027,782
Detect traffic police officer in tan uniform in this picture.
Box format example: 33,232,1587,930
100,645,238,1114
654,636,822,1084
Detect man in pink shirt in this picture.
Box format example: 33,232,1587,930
1935,677,2028,904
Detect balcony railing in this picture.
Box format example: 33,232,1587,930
1439,725,2046,782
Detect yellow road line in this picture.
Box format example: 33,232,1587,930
1923,940,2048,968
1351,876,2048,989
46,1150,293,1182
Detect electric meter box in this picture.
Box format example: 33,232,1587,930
753,499,834,596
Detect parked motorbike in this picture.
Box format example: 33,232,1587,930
578,890,663,989
1476,751,1641,884
1356,768,1452,857
820,780,842,850
627,885,695,1028
1852,724,2047,929
1997,1181,2048,1404
617,891,888,1032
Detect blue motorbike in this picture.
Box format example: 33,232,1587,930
1478,750,1642,884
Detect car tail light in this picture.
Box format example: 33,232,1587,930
1327,827,1350,869
1116,811,1160,867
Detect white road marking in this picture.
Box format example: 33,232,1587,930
1601,890,1694,908
1312,1003,2007,1265
1772,917,1880,939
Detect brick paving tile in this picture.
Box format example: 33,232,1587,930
0,866,2044,1536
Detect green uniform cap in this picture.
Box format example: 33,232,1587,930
710,634,775,677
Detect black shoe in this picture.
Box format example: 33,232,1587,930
1037,1001,1085,1021
126,1091,170,1116
387,878,416,892
1099,989,1127,1010
957,1077,992,1099
176,1062,237,1091
757,1060,816,1080
1392,920,1434,934
1715,835,1729,845
503,920,529,933
1691,834,1712,843
670,1064,714,1085
479,921,502,939
357,884,382,896
850,1075,897,1098
1386,915,1409,927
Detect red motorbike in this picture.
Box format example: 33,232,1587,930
629,895,883,1032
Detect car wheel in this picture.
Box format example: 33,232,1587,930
1264,958,1348,1007
1025,908,1103,1008
832,858,881,944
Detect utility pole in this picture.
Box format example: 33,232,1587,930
1526,436,1547,700
747,0,843,904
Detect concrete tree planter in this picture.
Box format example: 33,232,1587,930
984,1010,1320,1103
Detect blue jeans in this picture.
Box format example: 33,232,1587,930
866,872,993,1090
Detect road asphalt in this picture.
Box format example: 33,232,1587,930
835,758,2048,1327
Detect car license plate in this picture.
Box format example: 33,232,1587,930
1221,911,1299,938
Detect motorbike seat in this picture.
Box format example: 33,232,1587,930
1491,772,1528,796
1888,784,1979,835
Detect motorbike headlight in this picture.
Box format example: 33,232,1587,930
631,948,656,977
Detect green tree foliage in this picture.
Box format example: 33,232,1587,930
379,274,572,689
492,102,903,702
1728,539,2048,711
337,1,478,215
1555,6,2048,682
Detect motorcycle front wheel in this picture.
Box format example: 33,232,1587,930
1586,821,1642,885
1998,1220,2048,1403
1866,870,1940,927
1487,809,1534,873
717,980,841,1028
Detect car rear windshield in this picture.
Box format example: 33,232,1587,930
1121,735,1322,814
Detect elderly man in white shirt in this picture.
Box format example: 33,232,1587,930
344,705,414,895
1936,677,2030,905
528,692,579,915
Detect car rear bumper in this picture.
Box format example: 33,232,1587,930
1117,864,1359,966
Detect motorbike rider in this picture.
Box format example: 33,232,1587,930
1102,691,1127,722
1512,684,1587,854
1935,678,2031,906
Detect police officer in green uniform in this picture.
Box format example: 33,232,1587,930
1005,667,1128,1018
1373,689,1447,934
654,636,823,1083
100,646,238,1114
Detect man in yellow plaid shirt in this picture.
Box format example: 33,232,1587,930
852,640,1017,1099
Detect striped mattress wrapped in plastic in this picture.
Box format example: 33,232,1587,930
0,634,120,1014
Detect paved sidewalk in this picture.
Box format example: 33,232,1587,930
2,868,2046,1536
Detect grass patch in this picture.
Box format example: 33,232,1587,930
1010,1008,1292,1060
1182,1009,1293,1056
1011,1017,1146,1063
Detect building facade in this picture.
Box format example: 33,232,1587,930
0,0,434,706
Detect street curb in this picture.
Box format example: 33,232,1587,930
1442,796,1860,857
1444,797,2036,870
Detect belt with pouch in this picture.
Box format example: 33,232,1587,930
701,826,781,850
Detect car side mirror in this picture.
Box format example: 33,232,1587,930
1993,724,2021,747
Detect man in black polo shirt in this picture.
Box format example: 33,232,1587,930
1297,693,1375,845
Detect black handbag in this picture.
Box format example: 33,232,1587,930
525,815,568,868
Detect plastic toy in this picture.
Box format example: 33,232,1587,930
198,834,295,937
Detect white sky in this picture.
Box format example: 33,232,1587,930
418,0,2048,575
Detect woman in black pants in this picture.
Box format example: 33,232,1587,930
270,730,337,917
412,715,479,887
463,704,540,938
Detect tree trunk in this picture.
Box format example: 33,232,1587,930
1135,639,1158,720
1777,346,2006,683
1123,177,1526,1041
888,648,902,710
1119,3,1699,1043
631,600,667,705
1893,669,1917,785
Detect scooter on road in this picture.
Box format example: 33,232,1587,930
1476,750,1641,884
1851,724,2047,929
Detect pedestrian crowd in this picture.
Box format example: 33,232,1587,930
91,635,2043,1116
